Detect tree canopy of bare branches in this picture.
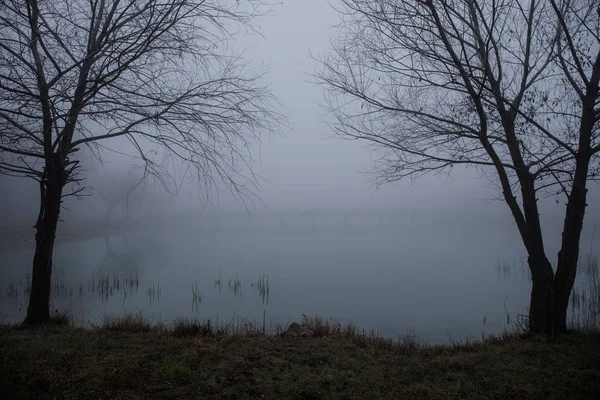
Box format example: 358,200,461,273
316,0,600,335
0,0,282,324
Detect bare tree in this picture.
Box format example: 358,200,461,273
315,0,600,335
0,0,282,324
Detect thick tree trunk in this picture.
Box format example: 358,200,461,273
516,174,557,335
553,164,589,332
550,49,600,332
526,162,588,335
527,254,556,335
554,253,577,333
23,181,63,325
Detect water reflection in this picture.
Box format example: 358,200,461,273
192,282,202,312
570,255,599,327
251,273,270,305
495,259,530,281
1,228,598,343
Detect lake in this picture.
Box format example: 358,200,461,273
1,211,598,344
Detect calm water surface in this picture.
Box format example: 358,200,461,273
1,216,597,344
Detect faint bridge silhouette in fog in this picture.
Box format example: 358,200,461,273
1,206,504,252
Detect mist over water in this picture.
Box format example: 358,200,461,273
1,0,599,343
1,208,597,344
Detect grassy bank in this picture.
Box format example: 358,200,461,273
1,318,599,400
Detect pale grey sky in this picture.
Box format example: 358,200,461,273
0,0,598,231
212,0,503,212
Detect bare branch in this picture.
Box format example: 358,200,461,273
315,0,599,264
1,0,283,204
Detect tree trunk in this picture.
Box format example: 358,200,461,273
551,48,600,332
554,253,577,333
527,252,556,335
515,174,558,335
553,164,589,333
23,180,63,325
526,163,588,335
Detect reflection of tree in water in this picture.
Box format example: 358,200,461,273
101,234,139,270
94,169,148,271
100,231,166,271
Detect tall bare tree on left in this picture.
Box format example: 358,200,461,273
0,0,282,324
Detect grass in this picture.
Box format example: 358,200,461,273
98,312,159,333
1,253,598,398
1,316,599,399
47,309,73,326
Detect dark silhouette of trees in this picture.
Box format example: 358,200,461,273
0,0,281,324
316,0,599,335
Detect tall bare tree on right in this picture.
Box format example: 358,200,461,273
316,0,599,335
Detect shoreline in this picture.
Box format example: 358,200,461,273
1,320,599,399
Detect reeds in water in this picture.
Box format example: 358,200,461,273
251,273,269,305
570,255,599,329
88,267,139,303
228,274,242,299
213,271,222,294
51,268,70,301
6,275,18,305
192,281,201,312
495,259,528,280
146,281,161,304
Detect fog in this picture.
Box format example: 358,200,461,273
1,0,599,342
2,0,598,224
